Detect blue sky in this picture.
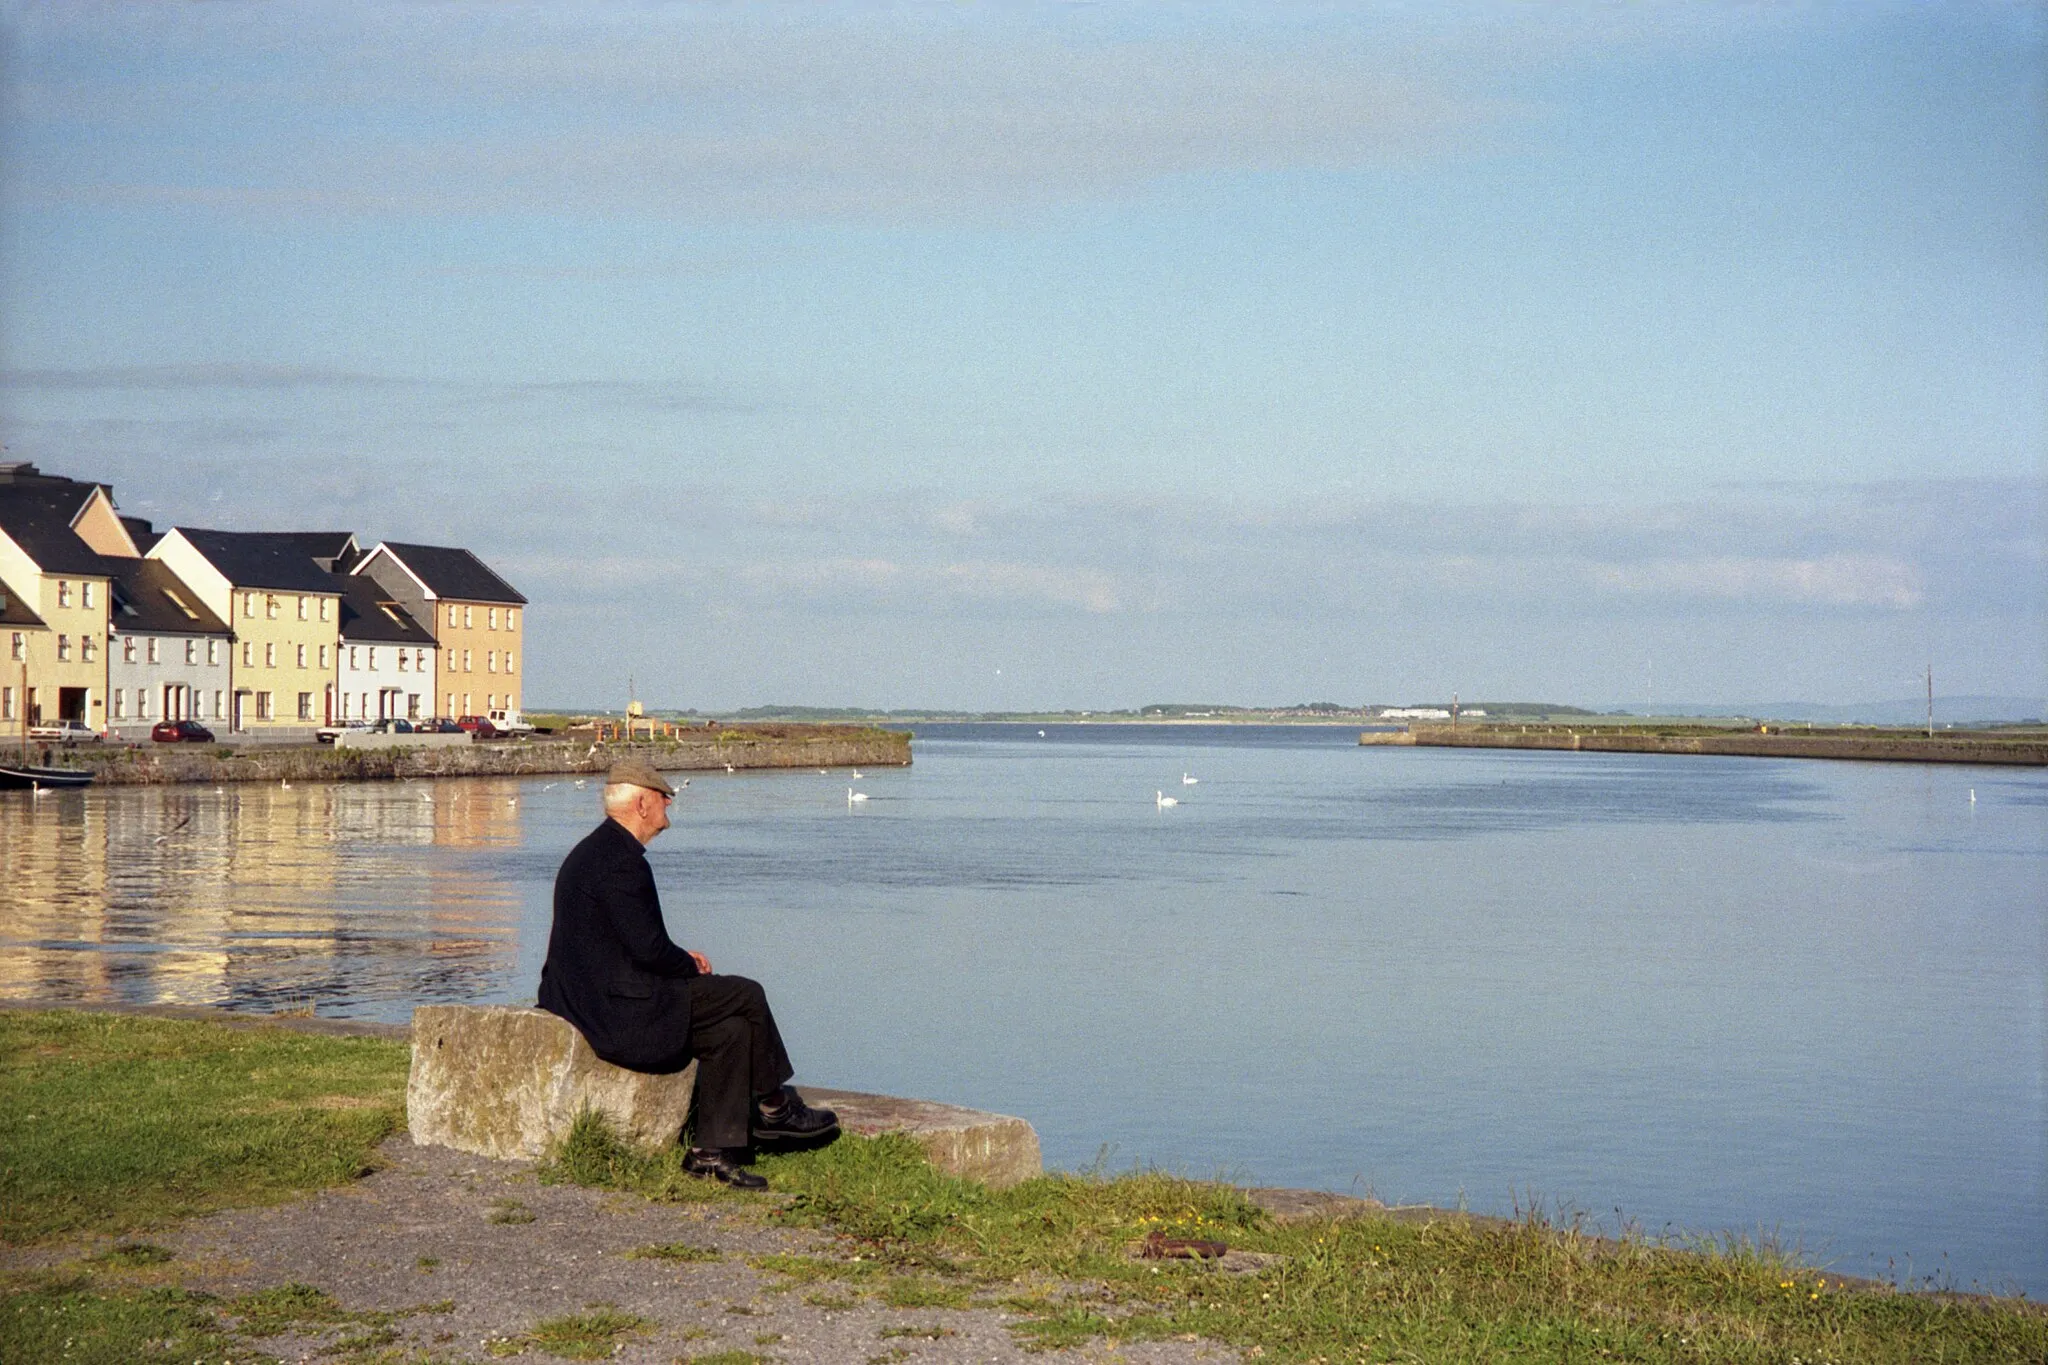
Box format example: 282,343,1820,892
2,2,2041,710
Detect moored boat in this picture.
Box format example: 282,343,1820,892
0,764,95,790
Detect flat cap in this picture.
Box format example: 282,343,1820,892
606,759,676,797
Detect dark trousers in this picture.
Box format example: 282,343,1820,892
687,974,795,1150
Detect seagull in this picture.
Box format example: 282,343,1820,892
153,813,193,844
847,787,869,803
1155,790,1178,807
1038,730,1046,737
819,769,829,775
585,743,598,758
573,778,587,789
1182,772,1199,785
678,778,689,788
542,782,558,791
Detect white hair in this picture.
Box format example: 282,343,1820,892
601,782,640,812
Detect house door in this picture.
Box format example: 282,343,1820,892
58,687,87,722
232,691,247,731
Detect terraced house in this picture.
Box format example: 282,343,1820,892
149,529,348,736
335,571,437,722
0,465,123,733
353,541,527,721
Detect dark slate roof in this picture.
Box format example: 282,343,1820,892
173,528,347,594
249,531,358,572
107,559,230,636
337,573,435,645
0,483,120,576
0,574,48,629
121,516,163,554
371,541,526,605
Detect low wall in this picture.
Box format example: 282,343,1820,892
334,731,474,750
54,725,912,786
1367,725,2048,766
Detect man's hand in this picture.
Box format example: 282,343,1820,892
689,951,713,975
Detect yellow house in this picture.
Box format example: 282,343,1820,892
149,529,347,733
0,464,127,735
353,541,527,720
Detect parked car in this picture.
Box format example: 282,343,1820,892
315,720,373,744
28,719,100,743
456,715,502,739
414,718,465,734
486,707,536,736
150,719,215,743
369,718,414,734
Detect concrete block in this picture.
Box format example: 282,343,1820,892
797,1087,1042,1188
407,1005,695,1161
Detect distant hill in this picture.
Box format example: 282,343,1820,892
1634,696,2047,725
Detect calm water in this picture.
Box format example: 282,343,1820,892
3,724,2043,1294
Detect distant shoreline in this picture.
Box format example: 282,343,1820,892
1371,723,2048,767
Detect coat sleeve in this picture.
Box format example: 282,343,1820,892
596,857,701,978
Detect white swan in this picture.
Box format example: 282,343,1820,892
850,770,864,779
1182,772,1198,785
847,787,869,803
1155,790,1178,807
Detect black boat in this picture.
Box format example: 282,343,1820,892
0,764,95,790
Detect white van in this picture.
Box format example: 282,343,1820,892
487,707,536,735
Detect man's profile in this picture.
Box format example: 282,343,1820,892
537,759,836,1188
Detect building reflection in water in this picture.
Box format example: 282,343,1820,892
0,777,531,1020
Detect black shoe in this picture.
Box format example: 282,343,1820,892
751,1087,840,1144
682,1147,767,1190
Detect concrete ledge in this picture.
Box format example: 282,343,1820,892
335,731,474,750
407,1005,696,1162
797,1086,1043,1189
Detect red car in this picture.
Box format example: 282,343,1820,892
151,719,215,743
455,715,501,739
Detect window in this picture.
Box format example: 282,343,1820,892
146,637,159,664
487,693,497,710
207,640,220,666
506,651,516,675
57,580,71,608
10,632,24,661
81,636,96,663
242,641,254,667
348,646,358,670
113,690,125,720
56,634,70,660
243,593,256,618
447,649,459,672
397,650,408,672
298,692,313,720
185,639,196,665
256,691,273,720
213,690,224,719
463,605,473,628
296,644,307,669
367,646,378,672
81,582,95,609
1,687,12,721
407,694,419,719
462,649,472,672
462,692,471,714
508,608,517,630
488,607,498,630
415,648,427,672
487,650,497,673
319,597,331,622
319,645,329,669
297,596,308,620
138,688,151,719
265,595,279,619
264,643,276,667
447,692,456,715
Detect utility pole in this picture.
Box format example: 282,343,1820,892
1926,662,1934,738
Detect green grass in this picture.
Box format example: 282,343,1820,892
0,1276,258,1365
0,1010,408,1244
547,1110,2048,1364
626,1240,724,1262
512,1306,652,1359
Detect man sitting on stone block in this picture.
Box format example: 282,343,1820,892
538,759,837,1188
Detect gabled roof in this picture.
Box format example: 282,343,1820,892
107,559,230,636
172,528,348,594
336,573,435,645
0,483,121,576
364,541,526,605
0,574,48,629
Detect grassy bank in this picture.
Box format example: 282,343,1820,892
3,1011,2041,1363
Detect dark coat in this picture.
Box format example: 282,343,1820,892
537,817,701,1073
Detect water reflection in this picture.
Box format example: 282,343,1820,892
0,779,526,1014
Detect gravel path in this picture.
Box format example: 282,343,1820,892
14,1136,1243,1365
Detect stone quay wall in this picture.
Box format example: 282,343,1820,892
51,725,911,786
1363,724,2047,767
